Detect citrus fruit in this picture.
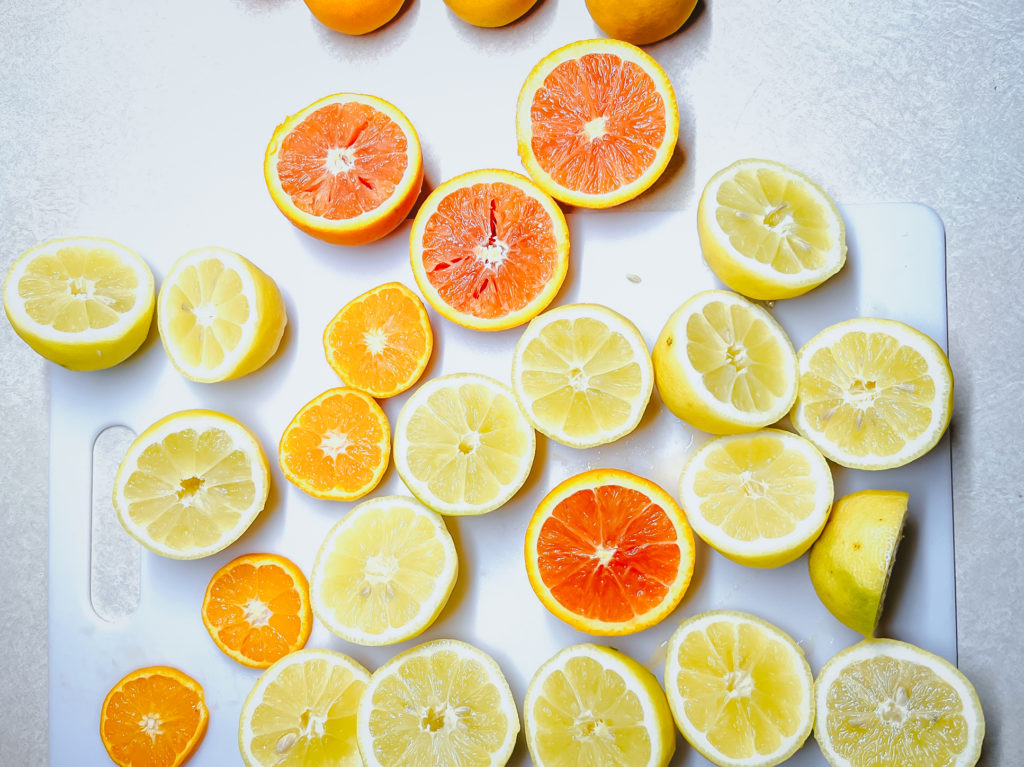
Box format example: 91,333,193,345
201,553,312,669
652,289,799,434
516,39,679,208
814,638,984,767
311,495,458,645
808,489,908,636
524,643,675,767
697,158,847,300
323,281,432,398
356,638,519,767
443,0,538,27
524,468,695,635
157,247,287,383
409,168,569,331
511,303,653,448
3,236,154,371
585,0,698,45
278,388,390,501
791,317,954,469
113,410,270,559
393,373,536,515
100,666,208,767
664,610,814,767
302,0,404,35
265,93,423,245
239,648,369,767
678,428,834,568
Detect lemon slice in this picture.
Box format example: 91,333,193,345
652,290,798,434
678,428,833,568
3,236,155,370
157,247,287,383
524,643,675,767
393,373,536,515
311,495,458,646
356,638,520,767
664,610,814,767
239,648,369,767
791,318,953,470
697,159,847,300
112,409,270,559
511,303,653,448
815,639,984,767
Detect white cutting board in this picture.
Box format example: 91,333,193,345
49,203,953,766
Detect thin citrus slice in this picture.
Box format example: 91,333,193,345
356,639,520,767
113,410,270,559
239,648,369,767
409,168,569,331
279,388,390,501
157,247,287,383
678,428,834,568
652,289,799,434
265,93,423,245
815,638,984,767
516,39,679,208
524,643,676,767
791,317,954,470
323,281,432,398
664,610,814,767
3,236,154,370
393,373,536,515
201,553,312,669
100,666,208,767
311,495,458,645
511,303,653,448
525,468,695,635
697,159,847,300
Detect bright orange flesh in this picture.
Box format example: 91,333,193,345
279,388,390,501
100,666,208,767
201,553,312,669
324,282,432,398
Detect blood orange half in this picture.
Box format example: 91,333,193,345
409,169,569,331
525,468,695,635
516,39,679,208
264,93,423,246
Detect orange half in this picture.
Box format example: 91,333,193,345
409,168,569,331
201,553,312,669
525,468,695,635
264,93,423,245
279,388,390,501
516,39,679,208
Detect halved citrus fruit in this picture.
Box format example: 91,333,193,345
323,281,432,398
409,168,569,331
100,666,208,767
525,468,695,635
516,39,679,208
265,93,423,246
278,388,390,501
201,553,312,669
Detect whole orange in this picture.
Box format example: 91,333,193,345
303,0,405,35
585,0,698,45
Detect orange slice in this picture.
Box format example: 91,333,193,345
323,282,433,398
525,468,695,635
264,93,423,246
409,168,569,331
279,388,390,501
201,553,312,669
100,666,209,767
516,39,679,208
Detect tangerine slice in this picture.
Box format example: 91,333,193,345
409,169,569,331
323,282,432,398
201,553,312,669
525,468,695,635
264,93,423,246
278,388,390,501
